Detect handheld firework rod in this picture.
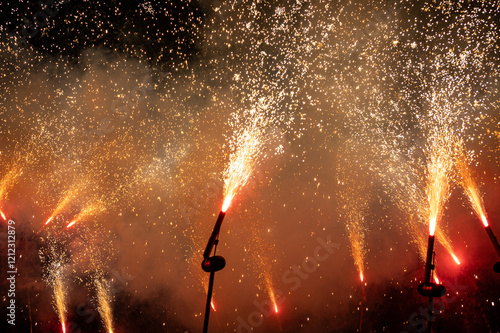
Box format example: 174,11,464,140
418,234,446,333
483,225,500,273
202,211,227,333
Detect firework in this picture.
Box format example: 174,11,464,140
51,266,67,333
95,278,114,333
455,142,500,257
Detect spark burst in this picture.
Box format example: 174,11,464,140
222,101,272,211
95,278,114,333
455,142,488,227
49,263,68,333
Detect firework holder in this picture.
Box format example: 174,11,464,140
201,212,227,333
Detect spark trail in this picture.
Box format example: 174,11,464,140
95,278,114,333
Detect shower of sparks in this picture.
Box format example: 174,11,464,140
348,221,366,283
222,100,273,212
426,144,451,237
1,0,500,331
95,278,114,333
264,274,279,314
0,164,24,201
455,142,489,227
43,184,84,227
64,199,107,229
50,264,68,333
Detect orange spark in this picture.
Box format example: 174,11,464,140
434,275,440,284
0,210,6,221
450,252,461,265
481,215,489,228
45,216,54,225
222,195,232,213
429,217,436,236
61,322,66,333
455,142,489,228
360,271,364,283
274,302,278,314
211,301,216,312
66,221,76,229
96,278,114,333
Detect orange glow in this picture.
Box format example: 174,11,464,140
0,210,6,221
66,221,76,229
222,195,232,213
211,301,216,312
360,272,364,282
274,302,278,313
429,217,436,236
45,216,53,225
481,214,489,228
62,322,66,333
434,275,440,284
451,252,461,265
455,143,490,229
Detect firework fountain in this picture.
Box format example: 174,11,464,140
455,143,500,272
95,277,115,333
417,138,451,332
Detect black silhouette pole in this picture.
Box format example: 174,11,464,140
418,234,446,333
202,211,227,333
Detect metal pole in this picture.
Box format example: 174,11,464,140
428,296,433,333
485,226,500,257
203,271,216,333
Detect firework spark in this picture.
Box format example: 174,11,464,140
223,100,274,212
51,266,67,333
95,278,114,333
455,142,489,227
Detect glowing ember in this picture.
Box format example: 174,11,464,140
0,210,6,221
451,253,461,265
481,215,489,228
264,274,279,315
66,221,76,229
221,195,232,213
429,217,436,237
96,278,114,333
211,301,216,312
360,272,364,283
45,216,53,225
434,275,440,284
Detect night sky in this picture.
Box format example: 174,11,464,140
1,1,500,332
